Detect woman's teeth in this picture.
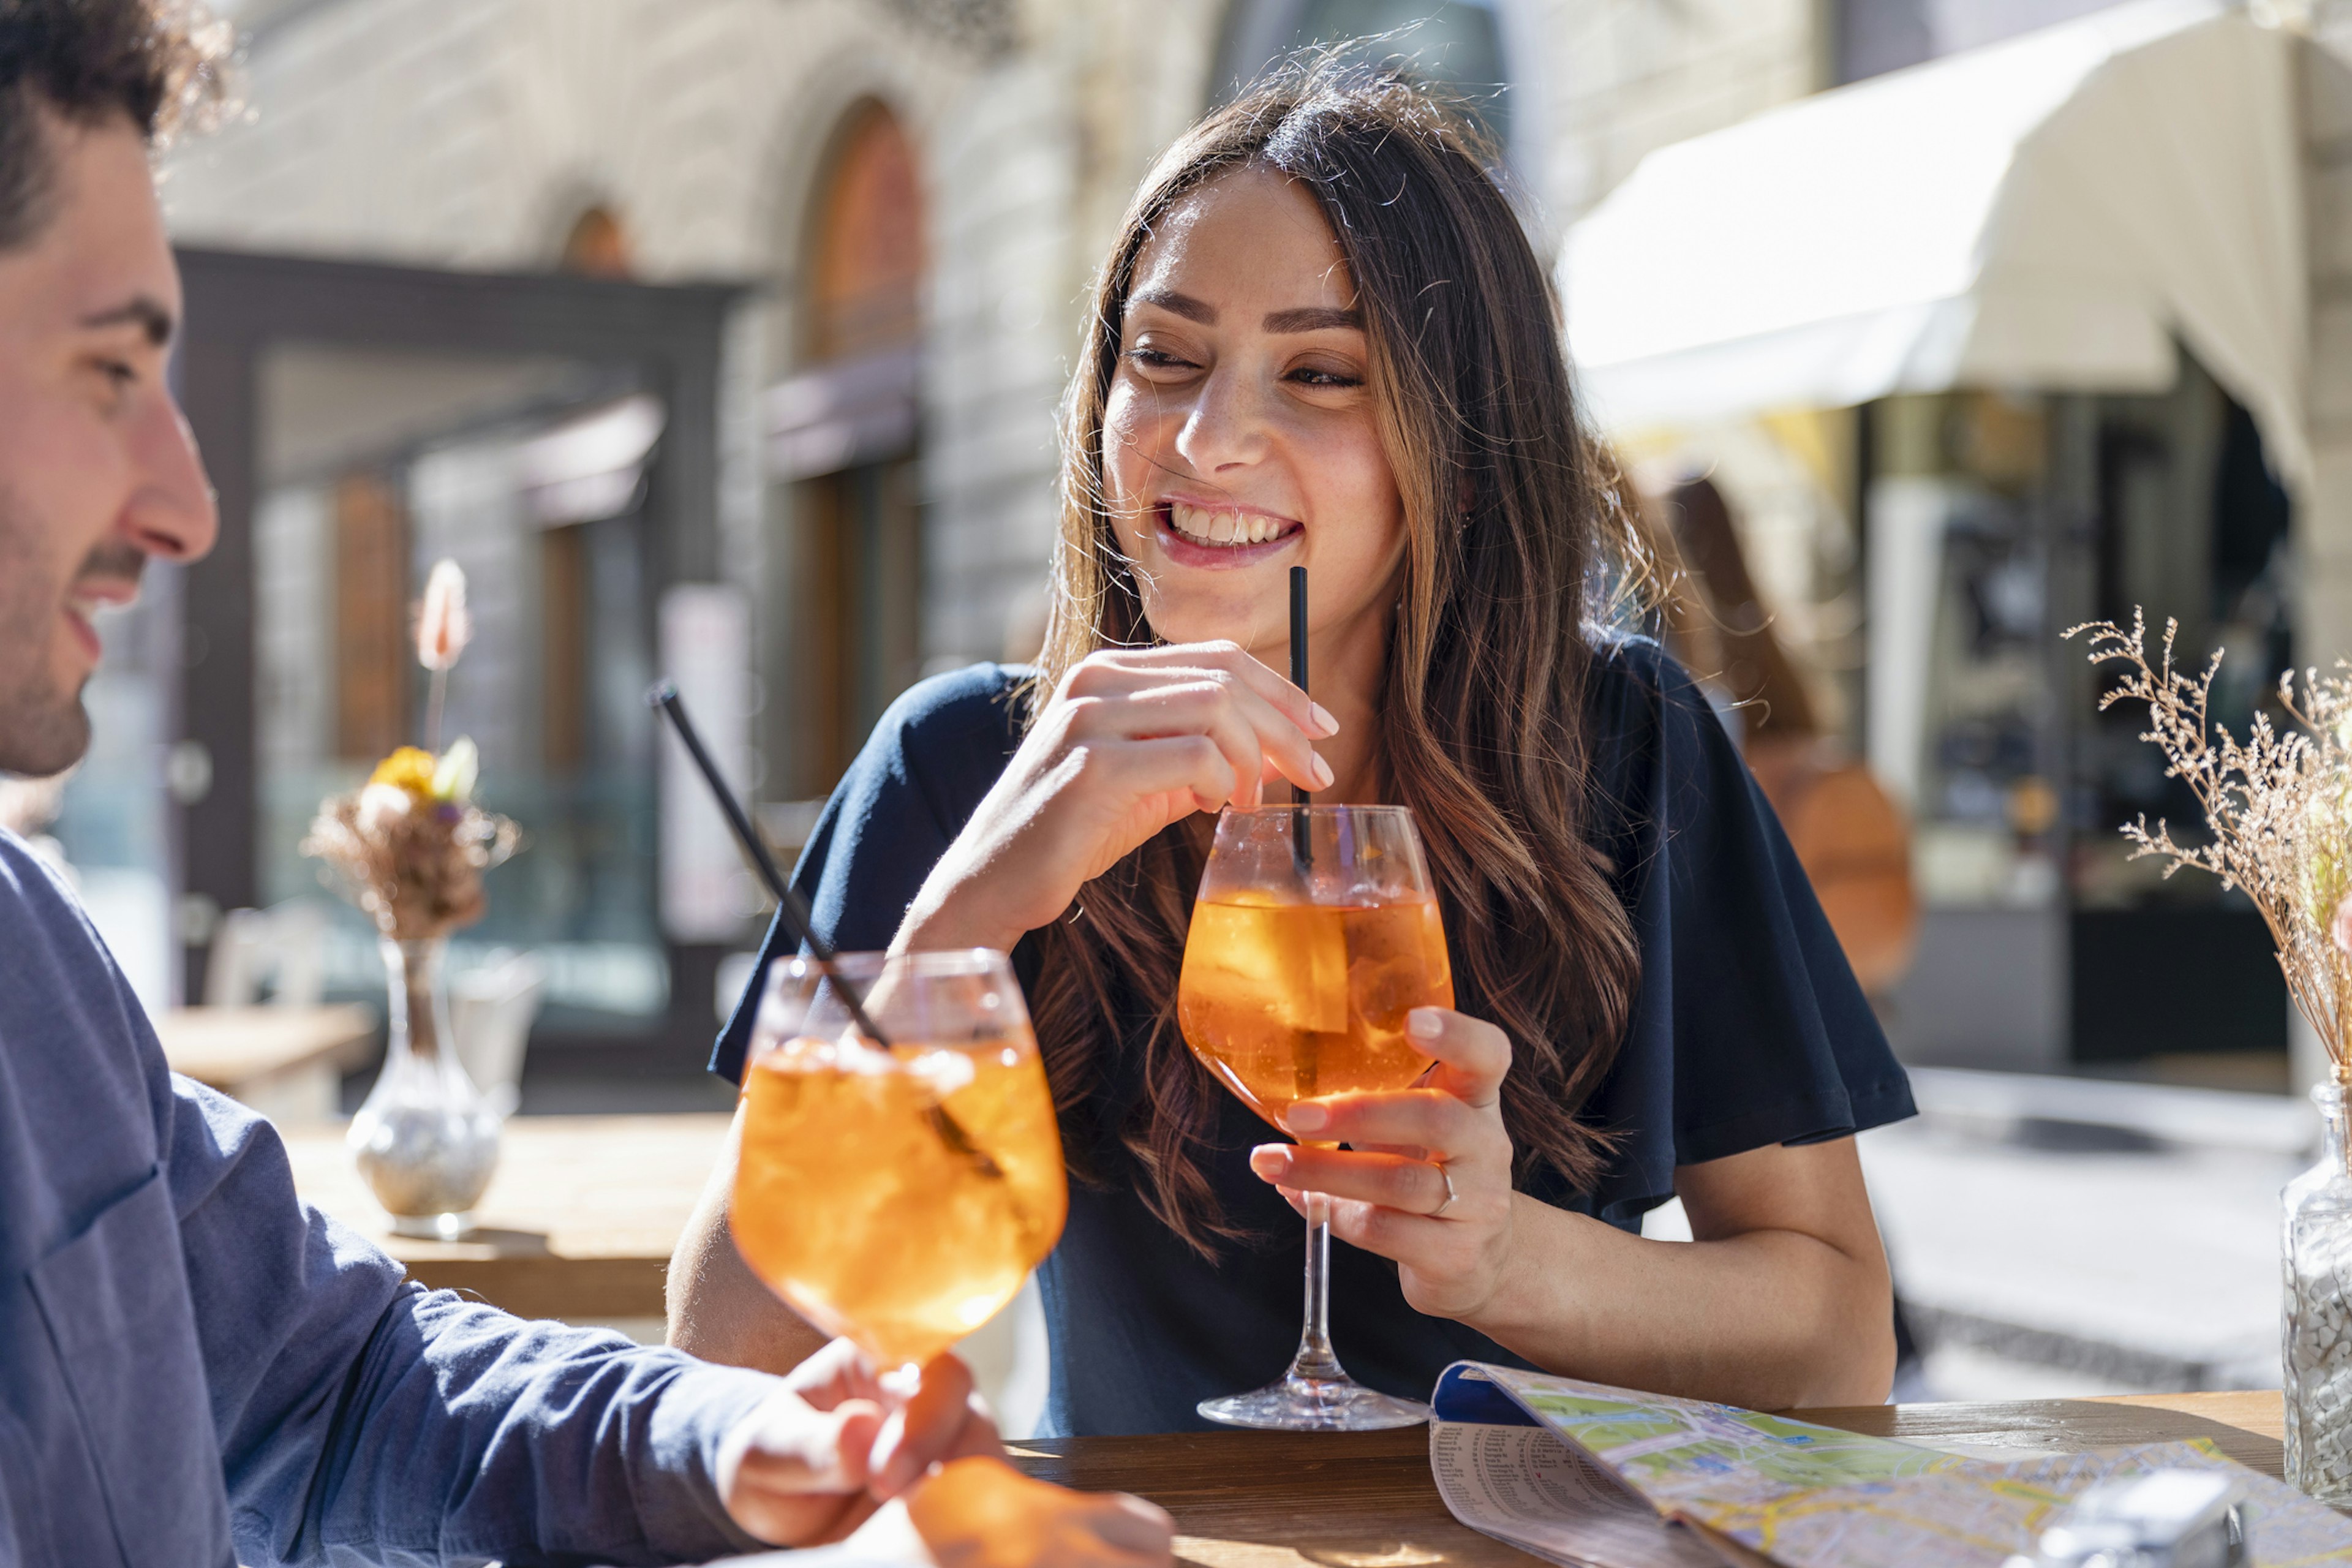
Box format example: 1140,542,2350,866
1167,503,1289,546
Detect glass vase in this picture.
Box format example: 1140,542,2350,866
2284,1082,2352,1504
348,935,502,1240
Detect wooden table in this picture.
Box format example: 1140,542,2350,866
157,1003,377,1122
1006,1391,2290,1567
282,1113,730,1321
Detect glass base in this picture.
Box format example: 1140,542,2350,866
389,1210,477,1242
1197,1370,1431,1431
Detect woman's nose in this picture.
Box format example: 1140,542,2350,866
1174,361,1274,475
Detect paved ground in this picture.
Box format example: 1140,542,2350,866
1860,1068,2307,1400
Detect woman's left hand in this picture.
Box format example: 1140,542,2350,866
1246,1006,1517,1321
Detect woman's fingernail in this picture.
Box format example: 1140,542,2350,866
1311,702,1340,736
1287,1102,1327,1133
1310,754,1336,790
1408,1008,1443,1040
1251,1145,1292,1176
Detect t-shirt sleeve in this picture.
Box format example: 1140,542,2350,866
1575,639,1916,1229
710,665,1025,1083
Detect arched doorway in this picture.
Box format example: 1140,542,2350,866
771,100,927,793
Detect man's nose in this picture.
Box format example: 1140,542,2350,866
121,388,219,564
1174,361,1273,475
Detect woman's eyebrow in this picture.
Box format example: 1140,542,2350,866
1262,305,1363,333
1131,287,1216,323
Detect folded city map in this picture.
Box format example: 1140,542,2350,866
1427,1362,2352,1568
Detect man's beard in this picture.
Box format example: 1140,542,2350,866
0,485,140,778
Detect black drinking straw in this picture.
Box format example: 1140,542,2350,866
1290,565,1313,865
646,680,890,1047
650,680,1002,1177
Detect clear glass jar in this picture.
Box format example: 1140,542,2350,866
347,935,502,1240
2284,1082,2352,1503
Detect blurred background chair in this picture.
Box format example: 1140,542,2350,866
452,949,547,1117
164,896,372,1122
202,899,329,1008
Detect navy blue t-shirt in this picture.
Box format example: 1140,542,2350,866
712,638,1914,1436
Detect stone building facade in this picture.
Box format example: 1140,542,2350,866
164,0,1825,802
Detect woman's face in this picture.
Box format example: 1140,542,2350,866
1101,165,1406,661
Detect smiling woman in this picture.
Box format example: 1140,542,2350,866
674,56,1916,1438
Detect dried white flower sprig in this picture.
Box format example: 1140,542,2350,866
415,559,472,751
2068,609,2352,1084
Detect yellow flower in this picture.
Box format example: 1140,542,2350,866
369,747,439,798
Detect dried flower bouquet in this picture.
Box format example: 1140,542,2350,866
301,559,516,939
301,740,518,940
2068,610,2352,1085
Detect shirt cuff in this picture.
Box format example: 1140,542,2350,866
646,1357,791,1557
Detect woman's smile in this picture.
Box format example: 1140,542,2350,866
1152,496,1303,570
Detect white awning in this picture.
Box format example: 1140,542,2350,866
1560,0,2310,488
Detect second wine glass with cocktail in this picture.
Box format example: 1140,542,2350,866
1177,803,1454,1430
731,950,1068,1376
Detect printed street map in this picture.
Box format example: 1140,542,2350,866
1468,1366,2352,1567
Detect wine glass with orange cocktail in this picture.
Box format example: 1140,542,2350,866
1178,801,1454,1429
648,684,1066,1384
732,950,1068,1378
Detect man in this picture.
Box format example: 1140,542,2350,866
0,4,1174,1565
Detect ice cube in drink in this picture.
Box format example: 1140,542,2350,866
1176,892,1453,1133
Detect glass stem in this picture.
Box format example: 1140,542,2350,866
1291,1191,1345,1381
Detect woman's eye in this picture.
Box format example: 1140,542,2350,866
1125,347,1194,372
1287,365,1362,389
89,359,138,394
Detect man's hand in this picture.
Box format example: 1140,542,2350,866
719,1343,1002,1545
787,1339,1005,1498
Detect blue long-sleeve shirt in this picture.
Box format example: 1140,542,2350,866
0,830,785,1567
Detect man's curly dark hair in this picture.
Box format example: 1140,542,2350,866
0,0,233,249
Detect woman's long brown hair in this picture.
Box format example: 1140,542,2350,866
1027,58,1649,1257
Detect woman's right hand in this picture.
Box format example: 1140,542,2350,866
897,641,1336,952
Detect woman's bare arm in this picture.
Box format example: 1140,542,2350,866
666,1103,831,1374
1256,1008,1895,1411
1466,1138,1896,1409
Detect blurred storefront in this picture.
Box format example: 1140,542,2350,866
1566,1,2333,1080
167,252,748,1048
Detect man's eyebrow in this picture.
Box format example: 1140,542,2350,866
1262,305,1362,333
80,295,175,346
1130,287,1216,324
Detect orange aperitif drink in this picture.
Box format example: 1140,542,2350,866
730,951,1066,1372
1177,891,1453,1129
1178,803,1453,1431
